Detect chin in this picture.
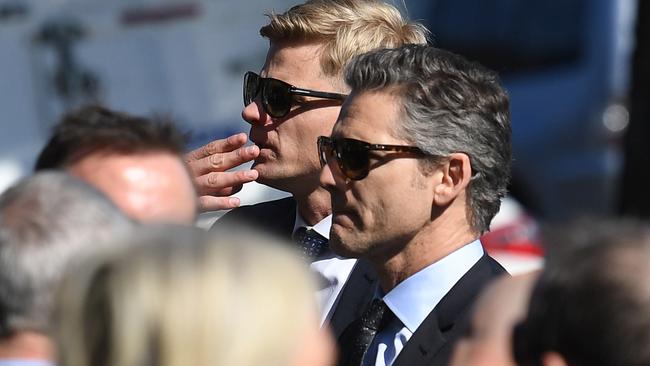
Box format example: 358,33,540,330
252,161,277,180
329,229,365,259
255,172,295,194
251,158,271,172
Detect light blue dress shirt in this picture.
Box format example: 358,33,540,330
0,360,55,366
362,240,484,366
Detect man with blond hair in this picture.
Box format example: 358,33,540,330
191,0,428,336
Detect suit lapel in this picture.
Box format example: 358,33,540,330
267,197,297,241
392,309,446,366
328,259,378,339
214,196,297,241
392,254,507,366
284,205,297,240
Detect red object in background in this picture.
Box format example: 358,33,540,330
480,197,544,274
481,214,543,256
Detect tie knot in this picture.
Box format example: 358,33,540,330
293,227,329,259
336,298,394,366
361,299,391,331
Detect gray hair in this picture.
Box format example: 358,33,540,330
0,171,134,336
344,44,512,233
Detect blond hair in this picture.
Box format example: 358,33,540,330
261,0,429,76
55,227,318,366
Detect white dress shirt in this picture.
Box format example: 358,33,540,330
293,210,358,325
363,240,485,366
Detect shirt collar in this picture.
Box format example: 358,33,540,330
381,239,484,333
0,360,55,366
293,206,332,240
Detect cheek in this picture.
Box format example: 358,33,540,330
294,110,337,144
354,182,422,224
277,121,313,154
349,188,381,228
164,195,198,224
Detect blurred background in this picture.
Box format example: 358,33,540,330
1,0,648,229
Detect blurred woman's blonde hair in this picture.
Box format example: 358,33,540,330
54,227,325,366
260,0,429,77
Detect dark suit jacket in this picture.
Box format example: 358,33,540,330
210,197,378,337
211,196,297,241
389,254,507,366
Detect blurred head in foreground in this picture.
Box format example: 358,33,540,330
35,104,197,224
449,271,539,366
514,218,650,366
0,172,133,361
55,227,335,366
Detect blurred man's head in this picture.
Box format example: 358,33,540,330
320,45,511,262
243,0,428,197
450,272,538,366
35,105,197,224
514,219,650,366
0,172,133,359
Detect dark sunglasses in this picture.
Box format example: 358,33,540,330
243,71,348,118
318,136,428,180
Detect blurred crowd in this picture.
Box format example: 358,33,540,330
0,1,646,366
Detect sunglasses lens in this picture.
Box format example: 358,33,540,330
243,72,259,106
317,137,331,167
339,140,370,180
263,79,293,118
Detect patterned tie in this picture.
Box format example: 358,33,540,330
293,227,329,260
337,299,393,366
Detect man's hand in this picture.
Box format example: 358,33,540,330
185,133,260,212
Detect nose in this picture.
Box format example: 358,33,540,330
319,160,336,191
319,155,348,191
241,101,272,127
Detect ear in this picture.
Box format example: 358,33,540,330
542,352,569,366
432,153,472,206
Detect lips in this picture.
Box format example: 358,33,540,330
330,194,352,213
249,136,266,149
331,202,358,227
249,130,273,162
255,148,276,164
332,212,349,224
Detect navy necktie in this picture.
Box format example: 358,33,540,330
293,227,329,260
337,299,393,366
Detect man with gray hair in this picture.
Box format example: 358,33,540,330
318,44,511,366
0,172,134,365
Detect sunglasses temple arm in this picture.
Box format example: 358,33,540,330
290,87,347,100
